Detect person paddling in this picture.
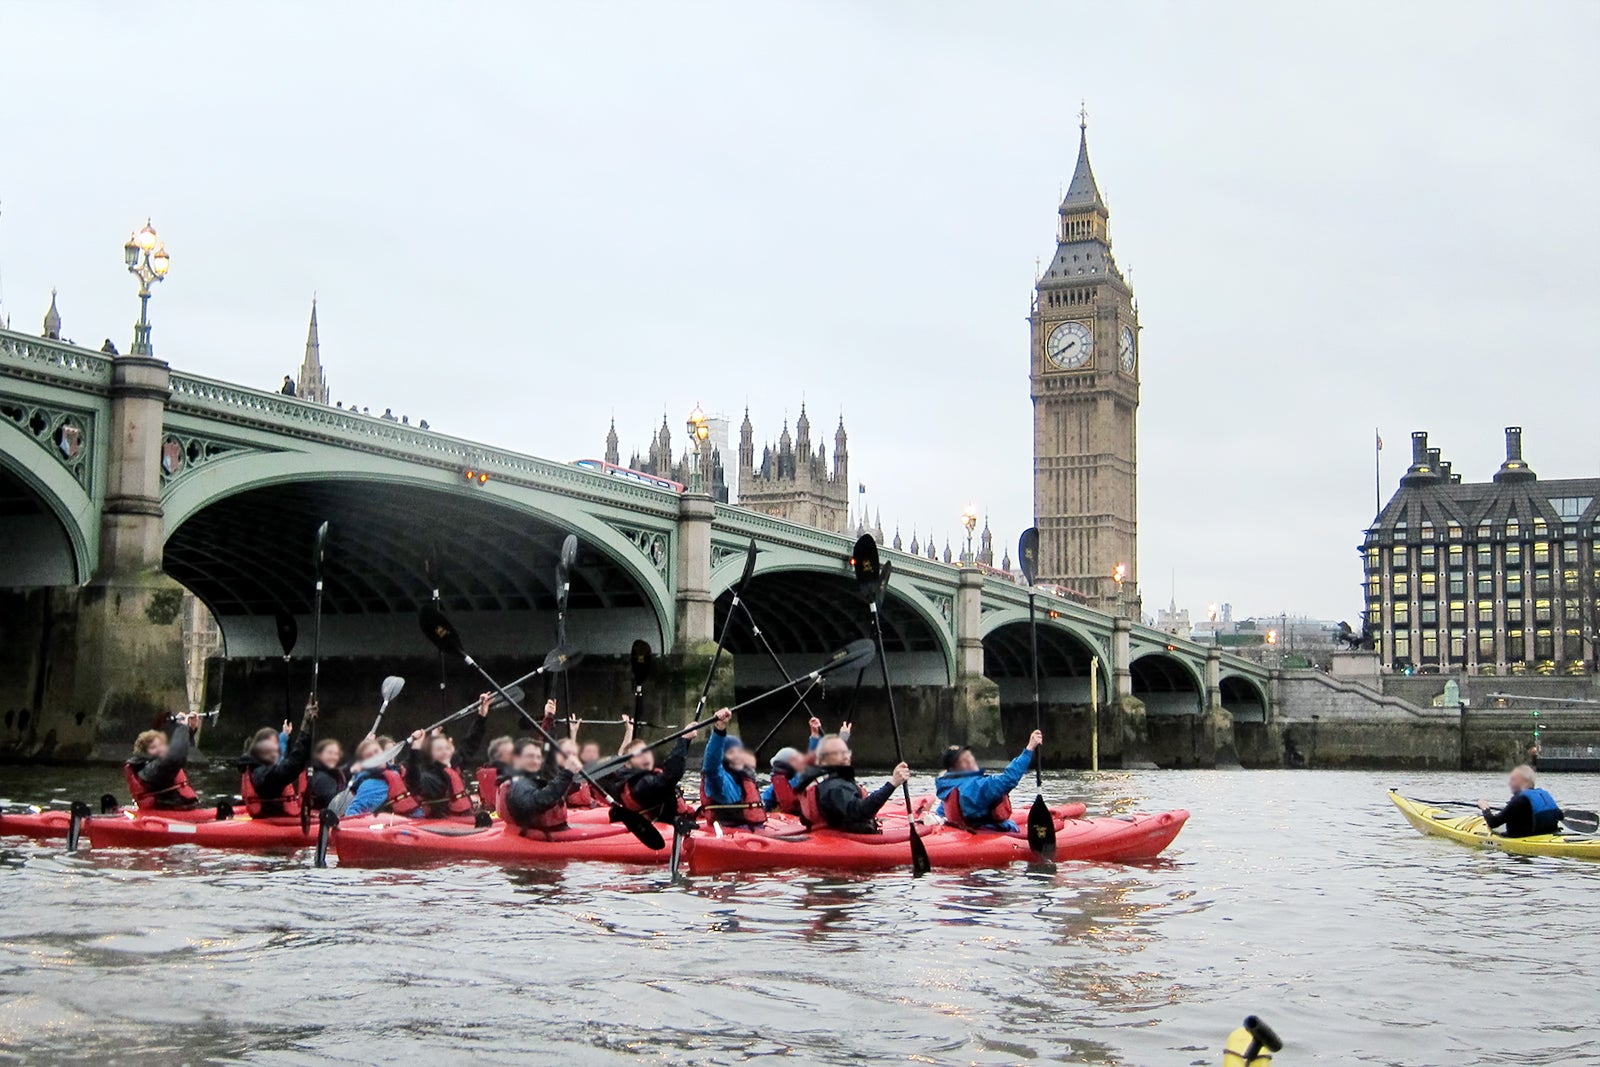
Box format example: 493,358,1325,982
403,728,475,818
933,731,1044,833
240,700,317,818
341,737,395,817
500,737,581,834
307,739,346,811
792,734,911,834
614,728,698,823
126,713,202,811
702,709,766,827
763,717,851,813
1478,764,1564,838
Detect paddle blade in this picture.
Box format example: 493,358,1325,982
380,675,406,704
275,611,298,657
1027,794,1057,860
418,604,466,659
66,800,91,852
608,804,666,851
313,521,330,569
877,560,893,611
1018,527,1040,586
314,808,337,868
490,684,526,711
736,539,758,591
542,644,583,674
907,820,931,877
631,639,654,686
822,638,877,677
559,533,579,572
852,534,881,601
1563,809,1599,834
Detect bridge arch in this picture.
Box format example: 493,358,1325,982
1129,651,1205,716
710,546,955,687
979,608,1110,700
1220,674,1268,723
161,454,673,659
0,418,95,585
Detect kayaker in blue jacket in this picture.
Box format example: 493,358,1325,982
341,737,395,817
1478,764,1563,838
933,730,1043,832
702,709,765,826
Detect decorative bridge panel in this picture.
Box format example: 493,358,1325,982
608,522,673,585
0,334,114,391
0,400,94,491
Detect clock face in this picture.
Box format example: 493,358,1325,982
1118,325,1136,373
1046,321,1094,370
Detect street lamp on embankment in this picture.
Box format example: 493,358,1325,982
122,219,171,356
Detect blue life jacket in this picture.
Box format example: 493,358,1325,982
1523,787,1561,833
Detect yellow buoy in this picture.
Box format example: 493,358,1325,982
1222,1015,1282,1065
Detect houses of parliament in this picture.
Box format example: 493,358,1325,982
603,118,1144,614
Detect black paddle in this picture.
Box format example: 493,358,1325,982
630,639,653,738
1400,792,1599,834
1019,527,1056,860
692,541,757,722
65,800,93,852
425,542,448,718
275,610,297,722
853,535,931,877
417,605,664,851
552,534,578,717
304,520,329,837
585,639,876,780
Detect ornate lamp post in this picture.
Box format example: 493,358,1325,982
122,219,170,356
1207,603,1220,645
960,504,978,565
1112,562,1127,619
686,403,710,495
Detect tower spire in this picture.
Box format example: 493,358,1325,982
1061,108,1105,213
296,297,328,403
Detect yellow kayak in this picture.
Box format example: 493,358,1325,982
1388,791,1600,860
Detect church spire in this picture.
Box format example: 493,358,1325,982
604,417,620,465
296,298,329,403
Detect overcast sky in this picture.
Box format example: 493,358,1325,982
2,2,1596,622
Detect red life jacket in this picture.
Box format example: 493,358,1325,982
566,778,603,809
123,762,199,810
474,765,500,807
497,778,568,835
797,774,866,829
416,765,474,817
702,772,766,826
618,775,694,821
382,768,422,816
769,773,800,815
941,786,1012,831
239,768,306,818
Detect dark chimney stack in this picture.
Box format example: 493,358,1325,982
1401,431,1439,486
1494,425,1536,484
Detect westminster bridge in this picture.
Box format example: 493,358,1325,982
0,327,1272,765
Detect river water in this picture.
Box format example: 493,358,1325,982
1,765,1596,1066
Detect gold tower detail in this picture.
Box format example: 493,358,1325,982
1030,115,1140,614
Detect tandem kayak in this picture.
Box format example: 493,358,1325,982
0,805,230,841
85,811,474,853
1388,791,1600,861
684,808,1189,874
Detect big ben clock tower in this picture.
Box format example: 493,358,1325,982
1030,114,1140,615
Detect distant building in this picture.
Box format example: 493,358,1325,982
736,403,850,534
1155,600,1192,640
607,414,730,503
1363,428,1598,675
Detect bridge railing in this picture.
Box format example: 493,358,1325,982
164,369,679,512
0,330,116,389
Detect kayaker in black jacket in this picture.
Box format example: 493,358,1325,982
126,714,202,810
1479,765,1563,838
240,702,316,817
614,730,698,822
306,738,346,811
502,740,581,833
793,735,910,834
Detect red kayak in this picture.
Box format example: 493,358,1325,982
334,818,679,867
85,811,473,852
684,809,1189,874
0,805,229,841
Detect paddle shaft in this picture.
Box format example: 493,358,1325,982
1027,589,1042,789
730,591,818,726
868,600,915,821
